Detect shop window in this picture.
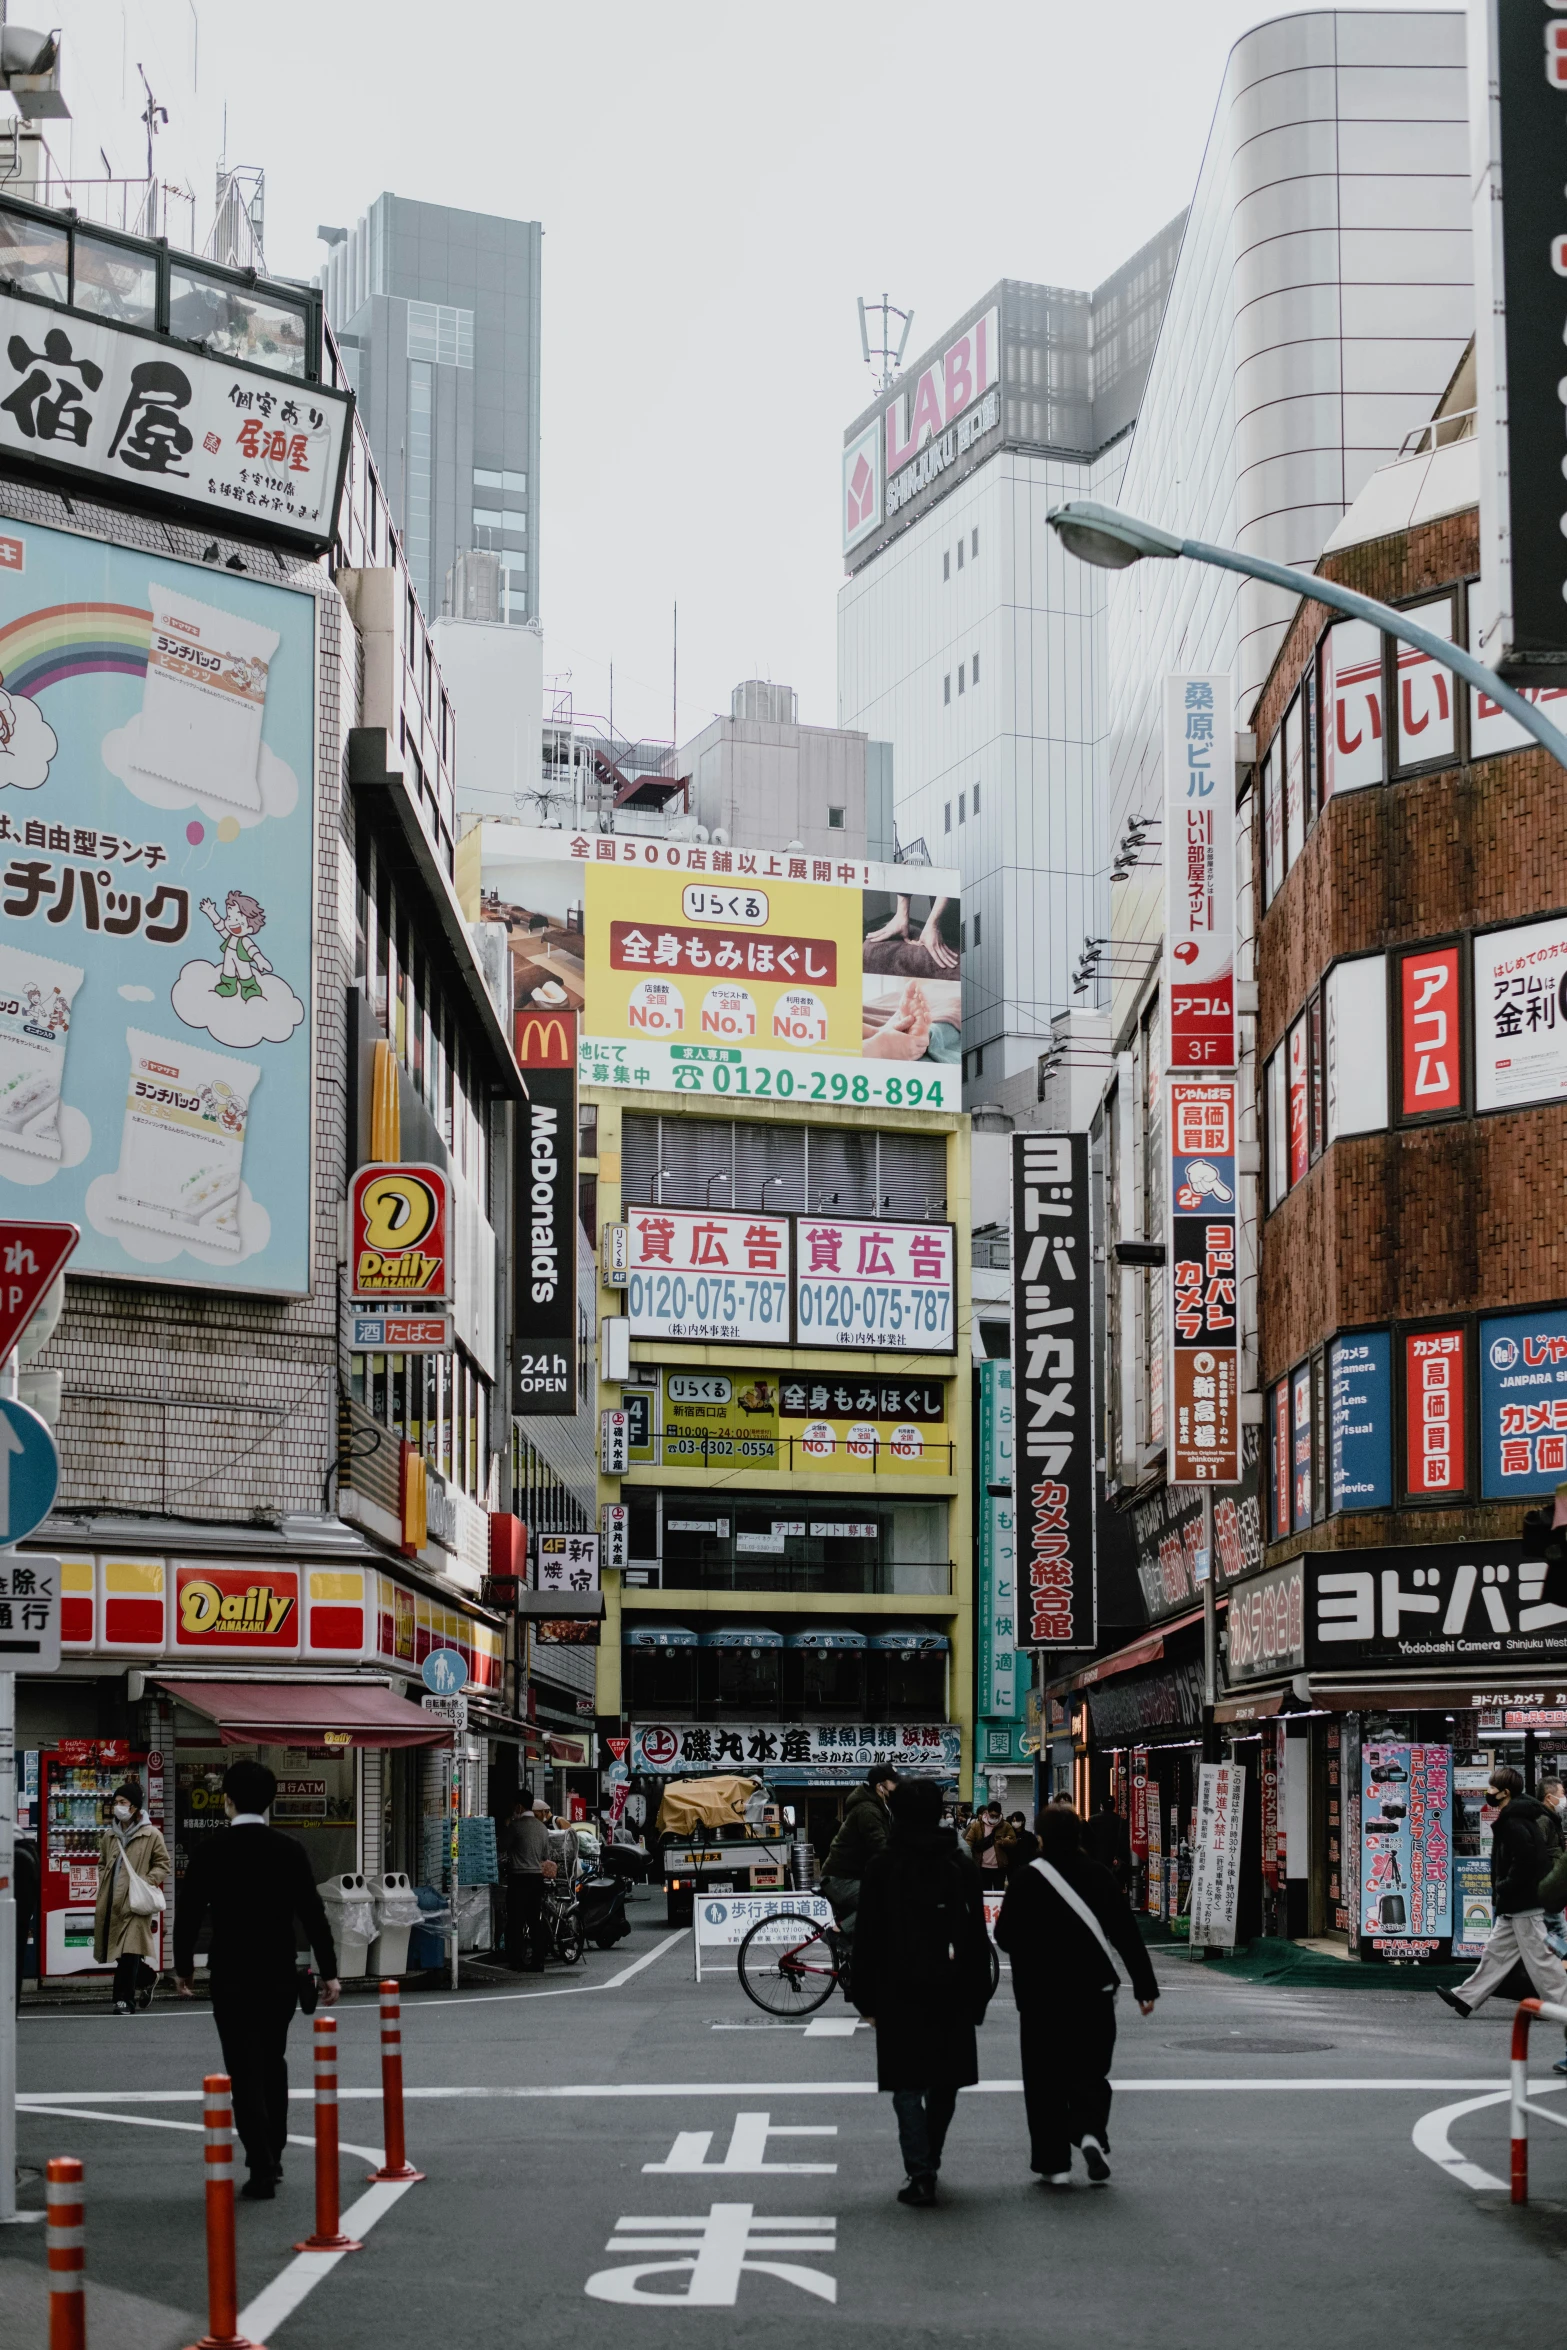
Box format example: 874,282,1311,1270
1396,942,1464,1121
782,1648,868,1719
1325,956,1388,1139
1283,694,1304,870
868,1648,947,1719
1322,616,1385,795
1391,594,1457,773
1308,988,1325,1162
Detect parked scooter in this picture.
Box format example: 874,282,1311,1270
576,1872,631,1949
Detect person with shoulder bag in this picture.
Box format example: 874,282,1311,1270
93,1778,170,2014
993,1801,1158,2189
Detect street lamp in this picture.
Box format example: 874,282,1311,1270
1046,498,1567,773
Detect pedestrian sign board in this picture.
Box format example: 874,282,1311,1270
0,1551,59,1672
0,1400,57,1549
693,1892,833,1982
421,1647,469,1695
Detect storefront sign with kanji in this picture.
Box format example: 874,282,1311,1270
1166,1077,1240,1481
1010,1131,1096,1649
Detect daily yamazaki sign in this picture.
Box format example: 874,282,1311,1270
175,1564,298,1647
348,1164,451,1303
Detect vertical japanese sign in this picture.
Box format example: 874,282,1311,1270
1010,1132,1095,1649
1163,673,1237,1068
1361,1742,1451,1944
1399,946,1462,1116
1129,1746,1149,1862
977,1360,1021,1717
1189,1762,1245,1948
1167,1080,1240,1482
1404,1327,1467,1499
513,1006,578,1415
1260,1732,1280,1891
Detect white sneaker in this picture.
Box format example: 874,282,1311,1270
1080,2136,1112,2185
1040,2170,1072,2188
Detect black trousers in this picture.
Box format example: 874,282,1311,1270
1019,1995,1118,2174
212,1976,299,2177
506,1876,546,1968
112,1953,155,2005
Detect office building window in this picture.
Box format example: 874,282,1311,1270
958,791,966,823
943,675,951,705
827,806,845,830
407,360,433,614
944,803,951,833
974,1044,984,1076
958,664,965,695
943,550,950,582
957,539,964,570
972,782,980,811
972,527,979,557
474,467,527,496
406,300,473,368
974,911,982,945
971,650,980,684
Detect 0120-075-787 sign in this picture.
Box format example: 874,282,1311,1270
625,1206,791,1345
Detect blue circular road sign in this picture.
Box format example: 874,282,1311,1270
421,1647,469,1695
0,1397,57,1548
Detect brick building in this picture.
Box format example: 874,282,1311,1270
1226,360,1567,1956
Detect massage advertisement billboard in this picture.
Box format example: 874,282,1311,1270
479,824,961,1108
0,518,314,1292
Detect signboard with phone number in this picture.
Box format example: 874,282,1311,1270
579,1037,952,1110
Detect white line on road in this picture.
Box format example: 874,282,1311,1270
1411,2091,1512,2191
236,2177,417,2341
802,2017,860,2038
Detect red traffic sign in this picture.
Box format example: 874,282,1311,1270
0,1222,77,1361
605,1736,630,1761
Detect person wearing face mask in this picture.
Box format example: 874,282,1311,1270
93,1779,170,2014
173,1759,340,2201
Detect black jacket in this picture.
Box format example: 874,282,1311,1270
1491,1795,1563,1916
850,1825,993,2090
823,1785,890,1883
994,1847,1158,2007
173,1823,338,1986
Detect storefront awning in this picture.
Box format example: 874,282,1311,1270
783,1627,868,1650
698,1626,784,1649
868,1628,949,1653
155,1678,453,1749
1215,1688,1287,1723
624,1625,699,1648
1054,1630,1166,1694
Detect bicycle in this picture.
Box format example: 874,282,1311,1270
735,1909,1001,2017
538,1874,585,1967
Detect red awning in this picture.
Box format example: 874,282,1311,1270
154,1679,452,1750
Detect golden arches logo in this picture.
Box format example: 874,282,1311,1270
358,1171,439,1252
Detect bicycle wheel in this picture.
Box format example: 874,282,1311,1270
736,1912,839,2016
555,1917,585,1966
987,1939,1001,1998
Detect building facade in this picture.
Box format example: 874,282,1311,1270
318,194,542,629
836,238,1184,1102
679,680,891,864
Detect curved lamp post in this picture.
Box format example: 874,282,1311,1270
1045,498,1567,774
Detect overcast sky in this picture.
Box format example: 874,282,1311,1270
50,1,1437,747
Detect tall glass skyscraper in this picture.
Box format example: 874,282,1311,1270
318,195,541,626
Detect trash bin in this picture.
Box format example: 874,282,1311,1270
368,1872,423,1977
317,1872,378,1977
409,1884,452,1971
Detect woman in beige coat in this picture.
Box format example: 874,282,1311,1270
93,1778,170,2013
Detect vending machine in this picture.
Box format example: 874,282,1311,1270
39,1740,167,1979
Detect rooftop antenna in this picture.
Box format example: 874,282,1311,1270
858,293,914,392
136,64,167,183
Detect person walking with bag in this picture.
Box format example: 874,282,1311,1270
994,1802,1158,2189
93,1778,169,2014
1438,1765,1567,2025
850,1776,994,2207
173,1759,339,2201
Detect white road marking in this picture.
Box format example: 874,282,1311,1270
644,2112,836,2174
236,2177,417,2341
1411,2091,1512,2191
586,2204,836,2306
20,2075,1525,2108
802,2016,860,2037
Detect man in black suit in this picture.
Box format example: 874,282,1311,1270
173,1758,340,2200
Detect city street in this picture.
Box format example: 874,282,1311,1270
2,1910,1566,2350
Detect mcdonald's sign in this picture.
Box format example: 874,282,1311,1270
515,1008,577,1071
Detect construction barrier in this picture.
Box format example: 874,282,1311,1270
293,2015,362,2254
45,2156,85,2350
1508,1996,1567,2203
367,1980,424,2184
183,2074,263,2350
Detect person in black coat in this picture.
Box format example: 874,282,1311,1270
849,1776,994,2206
994,1801,1158,2189
173,1758,340,2200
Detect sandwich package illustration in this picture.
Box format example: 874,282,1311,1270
0,940,84,1160
134,586,281,812
111,1027,261,1254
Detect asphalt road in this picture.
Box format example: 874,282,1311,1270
1,1905,1565,2350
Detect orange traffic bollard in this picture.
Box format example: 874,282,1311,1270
46,2156,85,2350
294,2015,362,2253
367,1980,425,2184
182,2076,264,2350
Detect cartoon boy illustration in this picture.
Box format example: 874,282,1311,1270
198,890,273,1003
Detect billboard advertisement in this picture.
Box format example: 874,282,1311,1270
621,1205,955,1354
0,518,314,1292
481,827,961,1107
1361,1742,1451,1945
1162,672,1237,1069
624,1206,791,1345
626,1367,949,1476
1473,915,1567,1112
1481,1305,1567,1496
1329,1330,1393,1511
1404,1326,1466,1498
1011,1131,1095,1649
1166,1078,1240,1482
1398,945,1461,1116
